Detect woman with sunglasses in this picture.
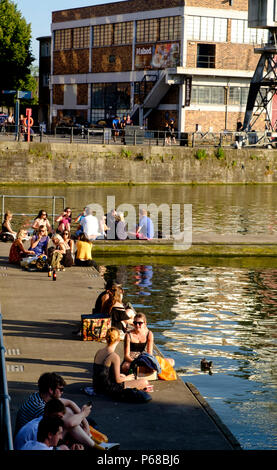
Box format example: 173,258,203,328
29,225,49,256
93,327,149,398
121,313,153,374
32,210,52,234
61,230,74,267
55,208,72,234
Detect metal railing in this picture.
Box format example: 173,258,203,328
0,311,13,450
0,195,66,228
0,125,276,149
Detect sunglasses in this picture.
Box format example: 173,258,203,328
134,321,144,326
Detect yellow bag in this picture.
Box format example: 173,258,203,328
156,355,177,381
89,425,108,444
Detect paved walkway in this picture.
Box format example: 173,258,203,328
0,242,241,451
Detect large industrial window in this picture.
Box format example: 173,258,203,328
54,29,72,50
136,17,181,43
91,83,130,109
231,19,268,44
229,87,249,105
114,22,133,45
93,24,113,47
73,27,90,48
187,16,227,42
136,19,159,43
160,16,181,41
191,86,225,104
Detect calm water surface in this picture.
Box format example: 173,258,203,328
1,184,277,449
2,184,277,234
104,262,277,450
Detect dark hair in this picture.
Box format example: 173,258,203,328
36,210,48,219
44,399,66,417
79,233,91,243
37,416,64,443
38,372,66,394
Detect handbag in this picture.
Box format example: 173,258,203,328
156,355,177,381
81,313,111,341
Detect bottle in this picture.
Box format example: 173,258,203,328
53,269,56,281
48,265,52,278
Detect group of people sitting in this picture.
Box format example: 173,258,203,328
1,205,156,269
13,372,119,451
90,281,176,399
5,208,99,271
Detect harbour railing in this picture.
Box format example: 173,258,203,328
0,195,66,229
0,124,277,149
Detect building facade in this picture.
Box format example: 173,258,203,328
50,0,269,132
37,36,51,127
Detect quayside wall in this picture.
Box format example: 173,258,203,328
0,141,277,184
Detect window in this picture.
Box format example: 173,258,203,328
160,17,181,41
91,83,130,110
231,19,268,44
187,16,227,42
229,87,249,105
54,29,72,50
42,74,50,87
114,22,133,45
191,86,225,105
41,41,50,57
137,19,159,43
136,17,181,43
197,44,215,68
73,27,90,49
93,24,113,47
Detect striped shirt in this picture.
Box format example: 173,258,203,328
15,393,46,434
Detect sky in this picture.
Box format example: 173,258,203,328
14,0,117,66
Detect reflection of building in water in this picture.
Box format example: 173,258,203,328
249,270,277,317
168,266,277,382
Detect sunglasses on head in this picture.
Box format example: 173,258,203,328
134,321,144,325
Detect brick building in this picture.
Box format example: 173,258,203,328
37,36,51,126
50,0,269,132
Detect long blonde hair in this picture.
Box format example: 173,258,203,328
16,229,27,240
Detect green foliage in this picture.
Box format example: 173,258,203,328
120,148,132,159
195,149,207,160
215,147,225,160
0,0,34,102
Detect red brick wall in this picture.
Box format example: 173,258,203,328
53,1,183,22
186,0,247,10
185,110,266,132
186,43,259,70
77,84,88,105
53,50,89,75
92,46,132,73
53,84,64,105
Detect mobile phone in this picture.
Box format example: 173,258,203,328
86,401,92,406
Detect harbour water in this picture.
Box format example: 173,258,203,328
1,183,277,449
103,262,277,450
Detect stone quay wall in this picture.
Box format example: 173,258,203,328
0,141,277,184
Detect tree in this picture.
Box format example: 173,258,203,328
0,0,34,103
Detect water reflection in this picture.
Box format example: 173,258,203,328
2,184,277,235
104,264,277,450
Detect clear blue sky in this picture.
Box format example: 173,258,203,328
15,0,117,65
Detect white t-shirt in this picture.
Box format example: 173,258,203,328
80,215,99,239
20,440,53,450
14,416,41,450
